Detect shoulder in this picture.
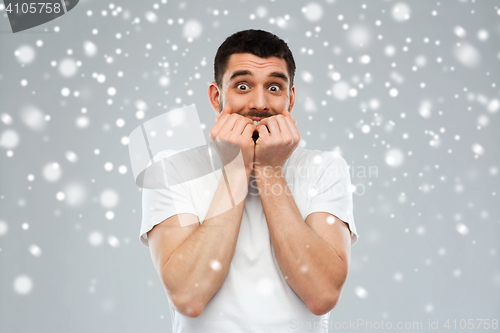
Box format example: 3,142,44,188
289,148,348,170
284,148,350,183
321,151,349,172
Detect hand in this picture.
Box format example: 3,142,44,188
254,110,300,171
209,106,257,172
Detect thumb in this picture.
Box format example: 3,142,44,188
284,110,297,125
216,106,231,120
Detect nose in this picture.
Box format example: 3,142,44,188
248,87,269,114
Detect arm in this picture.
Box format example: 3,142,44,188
148,165,252,318
253,111,353,315
254,169,352,316
148,108,257,318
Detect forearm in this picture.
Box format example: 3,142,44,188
255,168,348,311
162,166,252,315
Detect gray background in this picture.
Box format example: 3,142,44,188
1,0,499,332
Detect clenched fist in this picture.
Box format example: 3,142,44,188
209,106,257,173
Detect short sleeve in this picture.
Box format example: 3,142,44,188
139,152,198,248
305,152,359,246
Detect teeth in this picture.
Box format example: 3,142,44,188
253,120,259,126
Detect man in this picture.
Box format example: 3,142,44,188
140,29,359,332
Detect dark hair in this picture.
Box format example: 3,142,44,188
214,29,296,90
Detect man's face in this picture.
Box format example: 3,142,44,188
209,53,295,122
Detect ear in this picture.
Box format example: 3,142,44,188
288,84,296,113
208,82,221,113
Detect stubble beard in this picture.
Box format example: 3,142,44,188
218,95,292,114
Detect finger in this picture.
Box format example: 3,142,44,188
256,119,270,135
233,117,255,136
283,110,297,125
286,118,300,140
220,105,231,117
219,114,252,141
216,105,231,120
281,110,299,137
210,107,233,141
213,106,232,134
218,114,240,138
261,117,281,138
279,116,299,145
256,123,270,142
242,122,257,141
275,115,293,139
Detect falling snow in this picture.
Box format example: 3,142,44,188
0,1,498,330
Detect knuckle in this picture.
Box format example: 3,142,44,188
218,133,228,141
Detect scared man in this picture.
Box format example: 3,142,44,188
140,29,359,333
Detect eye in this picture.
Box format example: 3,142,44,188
237,83,249,90
268,85,281,92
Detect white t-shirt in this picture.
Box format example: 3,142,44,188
140,147,359,333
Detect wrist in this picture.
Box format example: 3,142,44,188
253,165,284,179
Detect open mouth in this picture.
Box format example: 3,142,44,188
248,117,263,121
246,117,267,142
247,117,264,126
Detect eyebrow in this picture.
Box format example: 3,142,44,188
229,70,289,83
